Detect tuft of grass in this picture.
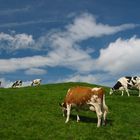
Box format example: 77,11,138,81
0,82,140,140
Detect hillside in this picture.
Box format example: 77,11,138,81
0,82,140,140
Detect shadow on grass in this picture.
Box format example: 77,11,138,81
70,114,113,126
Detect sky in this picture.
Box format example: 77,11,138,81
0,0,140,87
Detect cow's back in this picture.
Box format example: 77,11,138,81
64,86,104,105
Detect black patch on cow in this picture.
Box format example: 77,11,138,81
113,81,122,90
131,80,135,85
127,83,132,88
133,76,137,80
125,76,132,83
12,80,22,87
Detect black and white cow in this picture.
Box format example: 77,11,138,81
11,80,22,88
31,79,41,86
110,76,140,97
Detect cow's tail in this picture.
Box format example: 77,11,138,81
103,94,108,113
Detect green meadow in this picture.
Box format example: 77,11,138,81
0,82,140,140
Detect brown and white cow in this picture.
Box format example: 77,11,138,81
31,79,41,86
60,86,108,127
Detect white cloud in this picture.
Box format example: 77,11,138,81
55,73,114,87
0,56,48,73
66,13,137,41
25,68,47,75
22,81,32,87
45,13,138,73
49,13,137,49
0,13,139,75
0,32,35,51
0,6,30,16
0,19,64,28
0,78,12,88
96,36,140,75
56,74,98,84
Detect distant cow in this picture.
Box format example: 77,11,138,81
11,80,22,88
110,76,140,97
60,86,108,127
31,79,41,86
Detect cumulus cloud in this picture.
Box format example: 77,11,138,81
66,13,137,41
0,13,139,75
25,68,47,75
22,81,32,87
0,32,35,52
0,56,48,73
55,73,114,86
60,74,97,83
45,13,138,73
49,13,137,48
96,36,140,75
0,78,12,88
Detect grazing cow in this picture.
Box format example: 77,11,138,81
60,86,108,127
11,80,22,88
31,79,41,86
110,76,140,97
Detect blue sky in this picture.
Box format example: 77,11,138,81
0,0,140,87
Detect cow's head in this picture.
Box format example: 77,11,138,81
59,102,67,117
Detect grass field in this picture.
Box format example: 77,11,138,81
0,82,140,140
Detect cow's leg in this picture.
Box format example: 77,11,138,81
102,109,107,126
89,102,102,127
125,89,130,97
121,90,124,96
76,107,80,122
138,87,140,97
76,108,80,122
65,104,71,123
96,105,103,127
77,115,80,122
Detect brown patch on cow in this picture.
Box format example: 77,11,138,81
63,86,104,106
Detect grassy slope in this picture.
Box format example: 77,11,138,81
0,82,140,140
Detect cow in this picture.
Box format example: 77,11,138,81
11,80,22,88
0,81,1,87
31,79,41,86
59,86,108,127
110,76,140,97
